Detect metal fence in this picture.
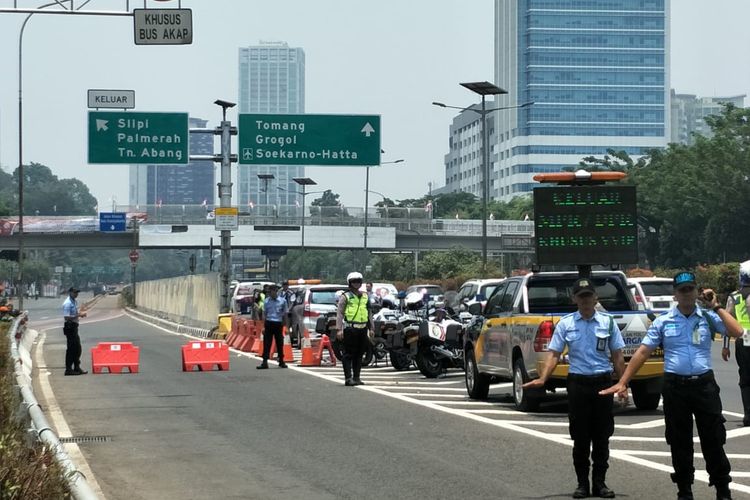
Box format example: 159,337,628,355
1,205,535,237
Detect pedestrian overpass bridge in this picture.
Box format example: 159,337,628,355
0,207,534,257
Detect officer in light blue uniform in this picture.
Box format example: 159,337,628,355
602,271,743,500
525,277,625,498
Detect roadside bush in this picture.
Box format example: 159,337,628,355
0,323,70,499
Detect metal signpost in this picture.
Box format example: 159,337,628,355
87,89,135,109
99,212,127,232
238,114,381,166
133,9,193,45
88,111,188,164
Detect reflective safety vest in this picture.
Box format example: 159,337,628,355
344,291,369,323
732,292,750,329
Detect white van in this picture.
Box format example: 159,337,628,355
627,277,676,314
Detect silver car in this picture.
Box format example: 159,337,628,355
289,284,348,346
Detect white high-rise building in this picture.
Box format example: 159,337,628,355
670,91,745,145
238,41,305,208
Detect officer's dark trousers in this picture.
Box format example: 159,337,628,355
662,371,731,487
736,339,750,418
567,373,615,484
341,327,368,381
262,321,284,362
63,321,82,371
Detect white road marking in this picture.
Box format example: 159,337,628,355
34,330,107,500
365,386,466,391
122,311,750,497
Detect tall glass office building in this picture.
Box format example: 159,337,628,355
238,41,305,208
493,0,669,200
129,117,213,206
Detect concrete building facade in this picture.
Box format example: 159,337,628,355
670,91,745,145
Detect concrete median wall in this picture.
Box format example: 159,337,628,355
135,273,221,330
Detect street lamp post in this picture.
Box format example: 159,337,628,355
364,158,403,250
293,177,317,275
433,82,533,273
257,173,274,216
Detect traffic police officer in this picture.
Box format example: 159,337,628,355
524,277,625,498
602,271,743,500
336,272,374,386
723,260,750,427
257,283,288,369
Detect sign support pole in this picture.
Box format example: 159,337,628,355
214,101,237,313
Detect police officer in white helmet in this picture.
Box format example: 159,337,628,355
336,272,374,386
723,260,750,427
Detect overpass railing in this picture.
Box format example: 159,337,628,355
0,205,535,237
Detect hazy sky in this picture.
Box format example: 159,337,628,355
1,0,749,210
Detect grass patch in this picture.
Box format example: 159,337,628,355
0,322,71,499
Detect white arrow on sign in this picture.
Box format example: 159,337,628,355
96,119,109,132
110,225,115,230
361,122,375,137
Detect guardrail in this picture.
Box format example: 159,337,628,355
1,209,535,237
7,314,98,500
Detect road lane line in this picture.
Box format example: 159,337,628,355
35,330,107,500
125,310,750,497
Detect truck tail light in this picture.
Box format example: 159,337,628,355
533,320,555,352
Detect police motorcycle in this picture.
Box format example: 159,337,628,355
414,305,467,378
372,292,423,370
373,290,464,375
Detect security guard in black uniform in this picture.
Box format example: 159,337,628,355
524,278,625,498
336,272,374,386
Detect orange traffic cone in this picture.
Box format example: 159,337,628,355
251,329,264,355
299,336,317,366
282,333,294,363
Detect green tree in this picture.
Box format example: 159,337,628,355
0,163,97,215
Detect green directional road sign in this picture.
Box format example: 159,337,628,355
88,111,189,164
238,114,381,166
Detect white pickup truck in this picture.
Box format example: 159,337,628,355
464,271,664,411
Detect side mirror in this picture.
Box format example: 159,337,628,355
468,303,482,315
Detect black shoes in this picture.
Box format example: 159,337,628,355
353,379,365,386
256,362,269,370
573,483,590,498
677,484,693,500
743,416,750,427
64,368,87,376
715,484,733,500
345,378,356,386
278,362,288,368
592,482,615,498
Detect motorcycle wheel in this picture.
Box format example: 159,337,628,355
371,338,387,360
389,350,411,371
416,347,442,379
361,342,374,367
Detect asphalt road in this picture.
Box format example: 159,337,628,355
31,296,750,500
